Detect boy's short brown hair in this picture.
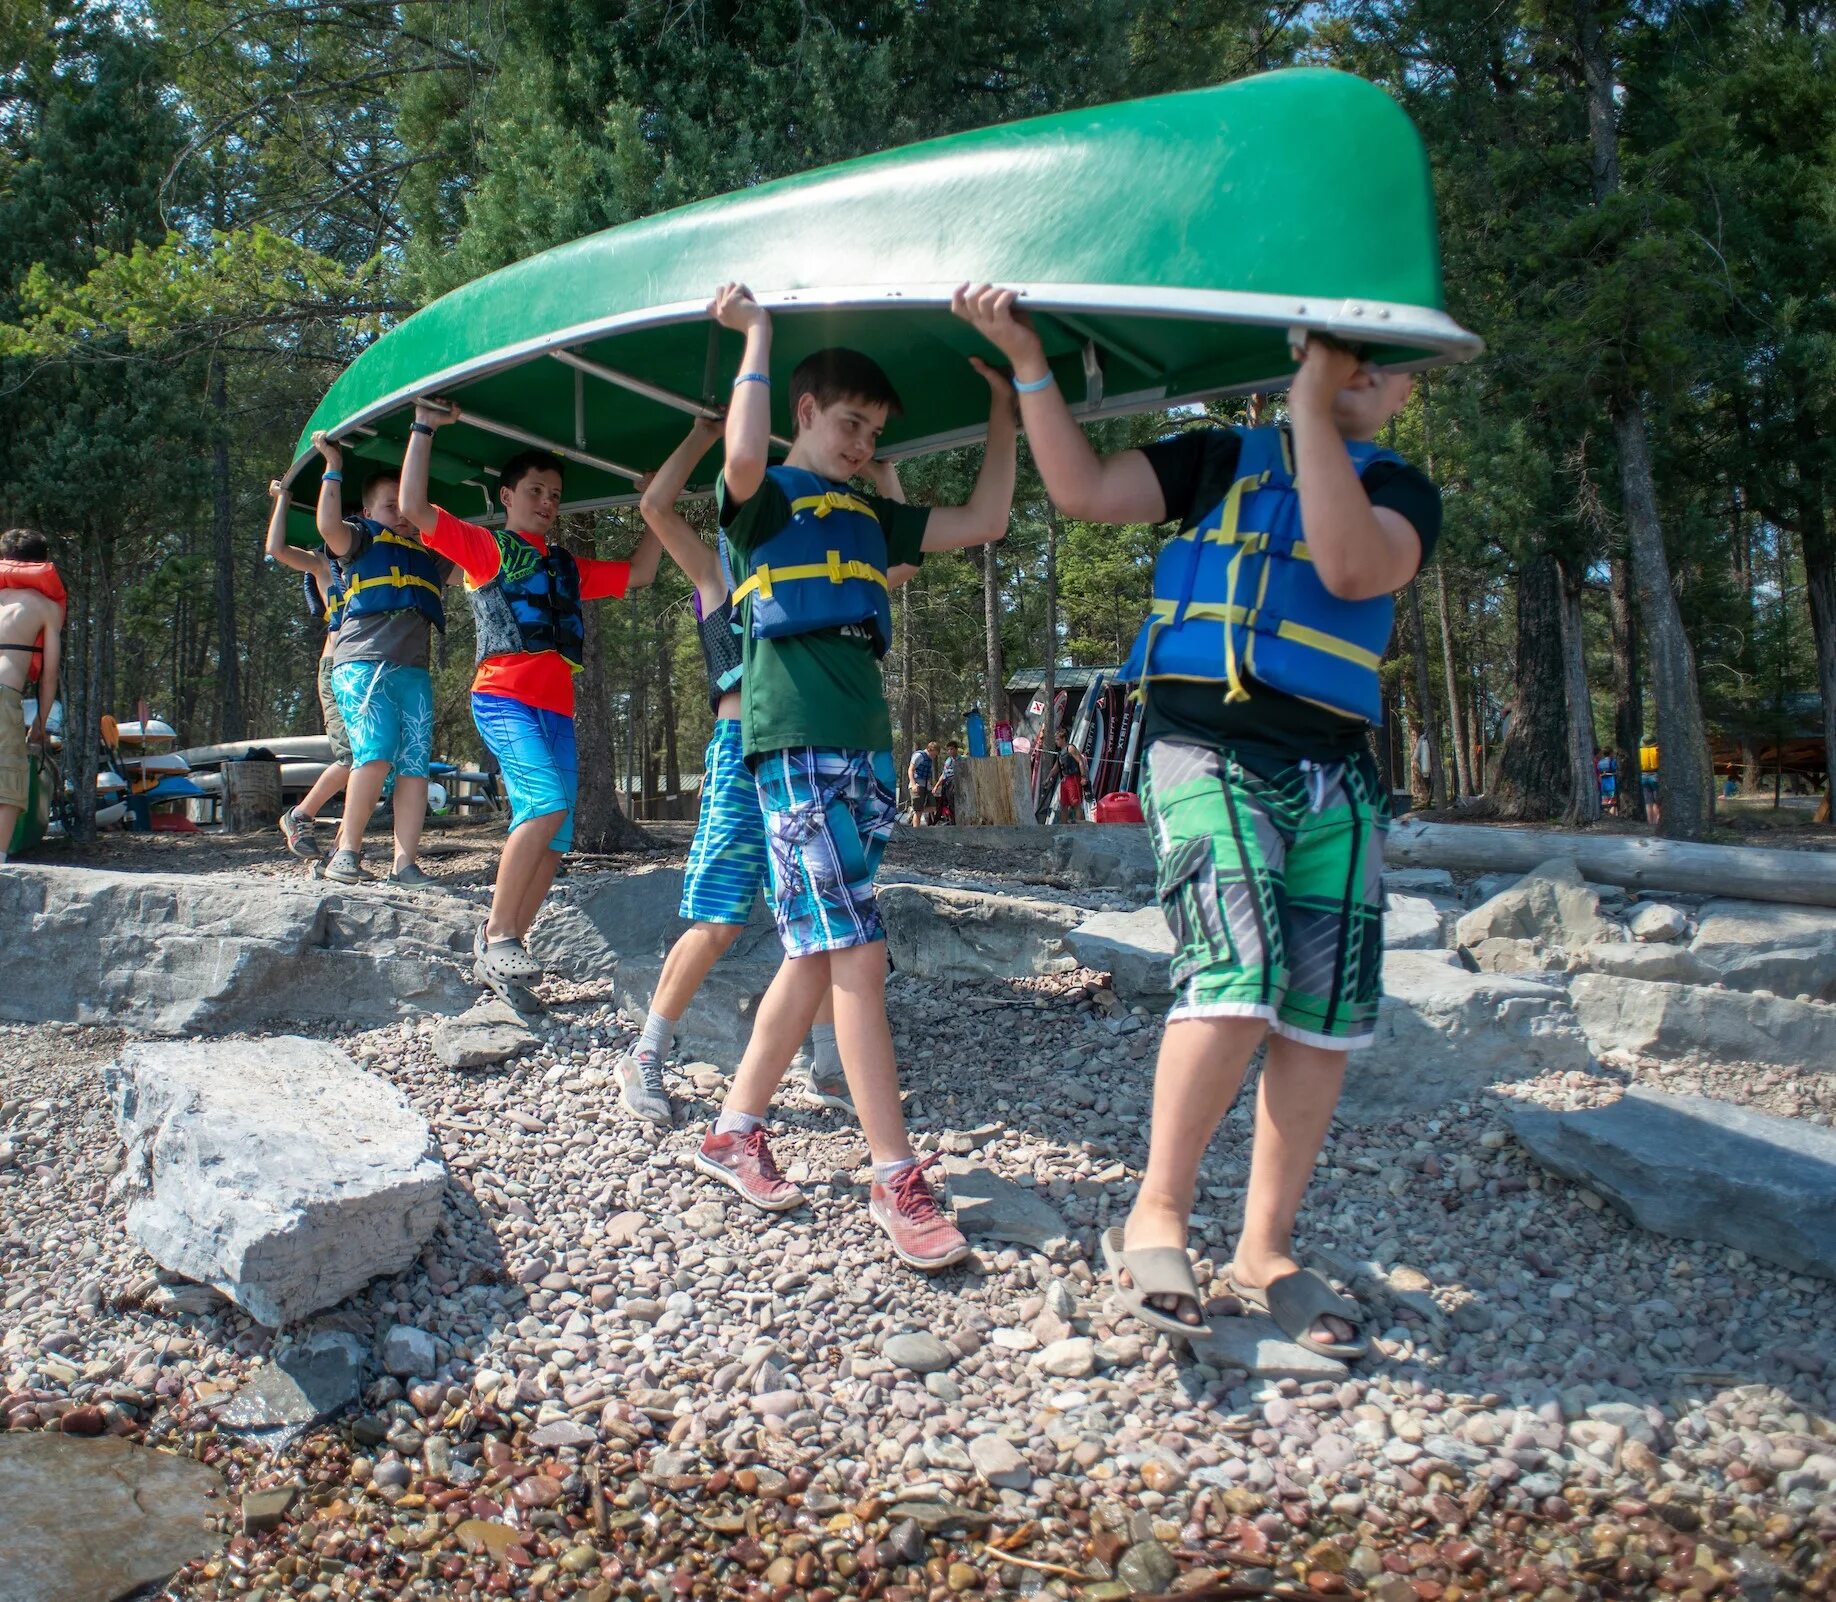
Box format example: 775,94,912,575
0,528,49,561
790,348,903,431
361,468,400,509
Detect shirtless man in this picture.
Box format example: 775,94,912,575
0,528,65,861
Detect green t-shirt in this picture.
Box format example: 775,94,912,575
718,469,929,759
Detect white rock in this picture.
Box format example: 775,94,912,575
1383,893,1446,951
1627,902,1689,943
106,1038,445,1327
1568,973,1836,1070
1456,858,1621,951
1033,1337,1096,1378
1065,908,1174,1003
968,1432,1032,1489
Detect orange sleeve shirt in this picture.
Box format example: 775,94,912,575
424,507,630,718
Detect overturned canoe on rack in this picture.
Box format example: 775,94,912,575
284,67,1479,534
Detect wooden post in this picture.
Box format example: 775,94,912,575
221,760,282,834
954,755,1031,826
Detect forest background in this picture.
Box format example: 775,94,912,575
1,0,1830,847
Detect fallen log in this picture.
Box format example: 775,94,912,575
1386,818,1836,908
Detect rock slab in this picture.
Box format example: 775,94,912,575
1455,857,1620,951
107,1038,446,1327
0,1434,225,1602
431,998,538,1068
1065,907,1175,1002
1568,973,1836,1070
1342,952,1593,1122
219,1330,366,1430
943,1163,1071,1253
878,882,1081,982
0,865,477,1034
1512,1087,1836,1280
1189,1317,1351,1381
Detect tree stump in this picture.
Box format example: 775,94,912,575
221,760,282,834
954,755,1031,826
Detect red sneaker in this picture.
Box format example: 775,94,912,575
693,1126,804,1213
870,1155,969,1271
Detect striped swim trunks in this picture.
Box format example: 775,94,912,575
680,719,769,925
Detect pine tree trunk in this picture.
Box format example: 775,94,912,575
1609,552,1641,813
210,352,243,742
1793,404,1836,821
980,543,1005,732
1406,579,1446,808
1557,555,1601,824
1572,0,1713,838
1492,552,1571,819
1435,565,1471,797
568,530,648,853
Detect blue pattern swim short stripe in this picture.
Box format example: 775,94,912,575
752,747,898,958
680,719,769,925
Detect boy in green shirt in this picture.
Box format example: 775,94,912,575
693,283,1017,1271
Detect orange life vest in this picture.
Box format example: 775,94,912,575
0,559,67,684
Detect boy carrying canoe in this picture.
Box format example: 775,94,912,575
618,417,919,1125
400,405,661,1011
0,527,64,863
955,286,1443,1354
265,482,355,863
309,442,451,886
690,282,1017,1270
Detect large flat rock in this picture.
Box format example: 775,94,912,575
1050,825,1157,897
0,865,477,1033
1568,972,1836,1070
0,1434,224,1602
1513,1087,1836,1280
108,1038,446,1327
879,883,1082,982
1066,907,1175,1002
1689,899,1836,1001
1342,953,1594,1122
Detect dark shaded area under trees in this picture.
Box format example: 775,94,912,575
2,0,1829,846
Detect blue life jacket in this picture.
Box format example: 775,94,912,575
303,564,347,635
466,529,585,669
338,518,446,630
1118,427,1404,725
731,465,893,657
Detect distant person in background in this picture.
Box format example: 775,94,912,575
1722,773,1738,800
264,481,355,864
936,739,961,824
0,528,64,863
908,739,936,824
1594,747,1617,817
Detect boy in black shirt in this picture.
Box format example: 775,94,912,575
954,285,1441,1357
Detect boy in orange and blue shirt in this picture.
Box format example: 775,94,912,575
400,400,660,1009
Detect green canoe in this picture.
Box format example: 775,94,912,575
284,67,1479,534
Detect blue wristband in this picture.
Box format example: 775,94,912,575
321,470,343,483
1013,371,1055,394
733,371,771,389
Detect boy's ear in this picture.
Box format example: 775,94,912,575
793,392,818,434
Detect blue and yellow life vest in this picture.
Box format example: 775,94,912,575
466,528,585,670
1119,427,1404,725
303,564,347,634
338,517,446,630
731,465,893,657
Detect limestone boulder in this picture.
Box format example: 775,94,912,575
1065,906,1175,1002
1341,952,1593,1123
1567,942,1716,987
1690,899,1836,1002
1050,825,1157,898
1512,1087,1836,1280
1383,868,1456,896
1626,901,1690,943
107,1039,446,1327
1455,857,1622,952
878,882,1082,982
1568,973,1836,1070
430,998,538,1069
1463,936,1561,974
1383,893,1447,951
0,865,477,1034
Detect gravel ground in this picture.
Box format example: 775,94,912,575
5,927,1836,1600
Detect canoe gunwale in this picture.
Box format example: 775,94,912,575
283,280,1481,512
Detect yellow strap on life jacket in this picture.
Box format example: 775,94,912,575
789,492,881,523
342,567,445,602
1144,598,1382,671
731,552,890,606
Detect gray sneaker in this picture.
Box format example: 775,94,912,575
617,1048,675,1126
324,848,370,883
806,1056,853,1112
387,862,433,886
277,807,323,861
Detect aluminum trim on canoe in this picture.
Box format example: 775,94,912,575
280,281,1479,491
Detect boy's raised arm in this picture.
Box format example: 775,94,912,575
264,480,329,582
951,284,1166,526
27,621,59,747
311,434,355,556
399,398,456,534
638,417,727,604
709,283,771,504
919,362,1017,551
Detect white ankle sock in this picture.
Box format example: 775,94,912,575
715,1108,763,1136
808,1022,841,1079
872,1156,917,1184
638,1009,674,1059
